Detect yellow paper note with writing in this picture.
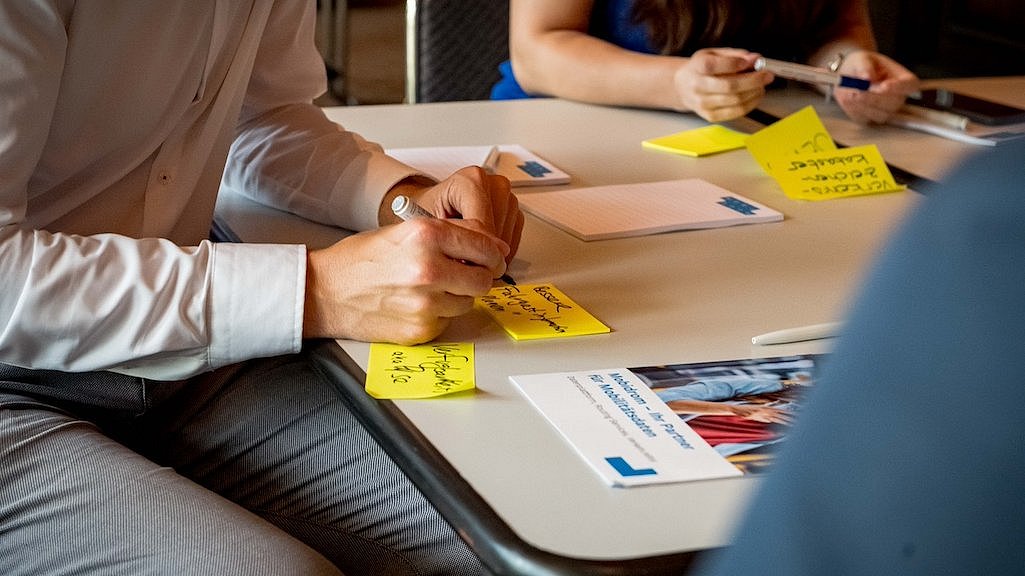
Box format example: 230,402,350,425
478,283,610,341
642,125,749,157
771,144,906,201
745,106,836,174
365,342,474,399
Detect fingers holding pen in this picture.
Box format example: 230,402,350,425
312,165,522,344
674,48,771,121
490,181,524,261
303,219,506,344
421,166,524,262
834,51,920,124
397,216,509,287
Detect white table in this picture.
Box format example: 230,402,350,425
216,78,1024,574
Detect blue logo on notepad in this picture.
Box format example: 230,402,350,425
718,196,759,215
605,456,657,477
517,161,551,178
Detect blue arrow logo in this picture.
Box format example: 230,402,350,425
605,456,656,477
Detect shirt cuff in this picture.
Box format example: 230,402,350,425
208,242,306,368
330,149,434,231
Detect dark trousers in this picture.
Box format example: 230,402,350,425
0,354,484,575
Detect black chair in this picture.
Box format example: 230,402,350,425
405,0,510,103
316,0,349,102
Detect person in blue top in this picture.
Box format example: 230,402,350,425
493,0,918,123
694,139,1025,575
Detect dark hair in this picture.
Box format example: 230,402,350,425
630,0,852,61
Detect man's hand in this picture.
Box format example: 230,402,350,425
382,166,523,263
303,216,509,344
304,165,524,344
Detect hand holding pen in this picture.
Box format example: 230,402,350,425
302,166,521,344
672,48,771,123
754,52,919,124
819,51,920,124
303,200,510,344
388,165,524,263
392,195,517,285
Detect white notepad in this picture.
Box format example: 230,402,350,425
517,178,782,241
386,144,570,187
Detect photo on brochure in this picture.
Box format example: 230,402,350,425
630,354,825,475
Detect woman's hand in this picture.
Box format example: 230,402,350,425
672,48,773,122
834,50,920,124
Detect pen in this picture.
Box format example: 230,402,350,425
754,57,870,91
390,193,435,220
481,145,502,175
899,103,969,131
390,195,516,285
751,321,842,345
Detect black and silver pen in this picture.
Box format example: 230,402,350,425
391,195,516,285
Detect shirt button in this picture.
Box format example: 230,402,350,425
159,172,173,185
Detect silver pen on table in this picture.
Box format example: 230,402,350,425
751,321,842,345
481,145,502,175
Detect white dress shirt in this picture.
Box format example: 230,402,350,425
0,0,420,379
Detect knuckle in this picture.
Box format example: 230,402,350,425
404,260,440,286
452,169,481,187
394,324,435,346
397,315,449,346
405,290,436,312
403,217,443,243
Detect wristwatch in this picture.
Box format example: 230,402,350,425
825,53,846,102
828,52,847,73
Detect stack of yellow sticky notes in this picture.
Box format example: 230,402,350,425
643,108,906,201
744,106,905,201
642,124,749,157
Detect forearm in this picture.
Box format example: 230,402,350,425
226,0,423,233
224,103,424,233
512,31,686,111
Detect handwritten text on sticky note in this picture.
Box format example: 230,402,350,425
773,144,905,200
478,283,610,341
745,106,836,174
746,106,903,200
365,342,474,399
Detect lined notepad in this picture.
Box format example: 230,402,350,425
517,179,782,241
386,144,570,187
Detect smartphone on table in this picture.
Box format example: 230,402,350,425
910,88,1025,126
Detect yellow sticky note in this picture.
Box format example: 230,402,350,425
642,125,749,157
478,283,610,341
771,144,906,201
365,342,475,399
745,106,836,174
